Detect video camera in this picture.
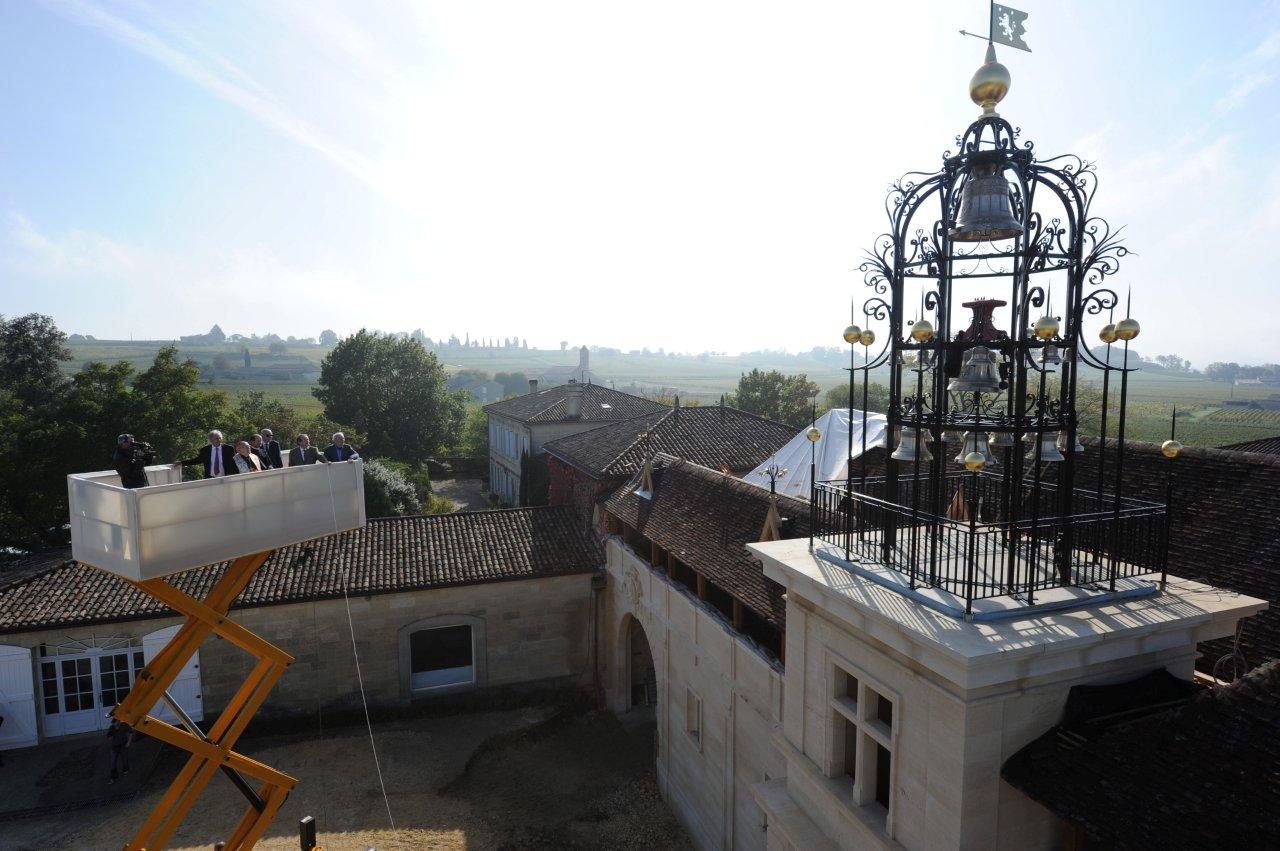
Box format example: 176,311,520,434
128,441,157,461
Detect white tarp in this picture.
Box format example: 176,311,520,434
746,409,889,499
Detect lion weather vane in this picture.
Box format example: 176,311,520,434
960,2,1031,52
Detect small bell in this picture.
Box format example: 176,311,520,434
953,433,993,467
891,427,934,463
947,345,1003,394
1039,344,1061,366
1026,432,1066,463
1056,431,1085,454
988,431,1015,449
949,157,1023,243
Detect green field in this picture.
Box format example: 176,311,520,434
65,340,1280,449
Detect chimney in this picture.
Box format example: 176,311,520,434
565,379,583,418
719,393,726,424
529,378,539,395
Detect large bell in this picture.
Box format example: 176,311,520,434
949,158,1023,242
1056,430,1085,454
953,432,993,467
891,427,934,463
947,345,1003,394
1026,432,1066,463
988,430,1015,449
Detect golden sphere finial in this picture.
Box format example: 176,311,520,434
963,450,986,472
969,42,1010,116
1098,323,1118,344
843,324,862,344
910,319,935,343
1033,315,1060,341
1115,317,1141,341
806,426,822,443
859,329,876,346
1161,439,1183,459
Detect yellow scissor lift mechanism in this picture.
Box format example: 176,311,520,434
67,461,366,850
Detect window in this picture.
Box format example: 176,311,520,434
830,662,897,819
409,625,474,691
685,688,702,749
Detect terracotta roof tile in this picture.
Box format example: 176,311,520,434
544,405,795,479
484,382,666,424
0,507,602,634
602,455,810,626
1002,661,1280,849
1219,435,1280,456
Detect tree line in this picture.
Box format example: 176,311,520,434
0,316,473,551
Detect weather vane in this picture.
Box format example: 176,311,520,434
960,2,1031,52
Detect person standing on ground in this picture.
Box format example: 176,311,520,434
323,432,360,462
289,434,324,466
113,434,155,489
260,429,283,469
107,716,134,784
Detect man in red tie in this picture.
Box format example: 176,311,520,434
182,430,239,479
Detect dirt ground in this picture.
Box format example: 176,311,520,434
2,705,690,851
432,476,489,512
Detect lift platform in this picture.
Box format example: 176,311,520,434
68,461,366,850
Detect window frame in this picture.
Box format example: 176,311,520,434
827,657,899,828
685,687,703,752
397,614,487,697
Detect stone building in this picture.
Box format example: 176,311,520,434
595,444,1278,850
545,401,795,529
0,508,601,750
484,379,666,506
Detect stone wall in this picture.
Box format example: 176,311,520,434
602,537,785,851
3,571,595,741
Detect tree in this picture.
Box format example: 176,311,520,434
362,459,422,517
726,369,819,428
1154,354,1191,373
319,329,339,347
234,391,302,442
822,381,891,414
312,330,465,462
242,347,252,368
0,313,71,404
211,353,231,376
493,371,529,397
448,368,491,391
454,405,490,457
268,340,288,356
1205,362,1241,383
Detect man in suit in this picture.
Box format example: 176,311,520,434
260,429,283,469
288,434,324,466
249,433,274,469
182,430,238,478
323,431,361,462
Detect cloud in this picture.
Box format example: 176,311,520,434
40,0,382,193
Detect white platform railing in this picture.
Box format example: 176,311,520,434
68,461,366,582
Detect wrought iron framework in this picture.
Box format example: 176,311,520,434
816,110,1169,616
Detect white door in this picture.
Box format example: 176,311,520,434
39,655,102,737
143,625,203,724
0,645,38,750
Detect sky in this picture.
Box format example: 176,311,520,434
0,1,1278,366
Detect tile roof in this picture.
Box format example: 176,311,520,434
1219,435,1280,456
1072,438,1280,674
484,382,667,424
1002,661,1280,849
0,508,602,634
601,454,810,627
543,405,796,479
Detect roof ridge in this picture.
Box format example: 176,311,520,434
648,453,809,511
1083,436,1280,468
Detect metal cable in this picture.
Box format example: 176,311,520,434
327,461,396,830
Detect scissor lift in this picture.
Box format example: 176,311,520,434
68,462,366,850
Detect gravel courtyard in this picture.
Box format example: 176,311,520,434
1,705,689,851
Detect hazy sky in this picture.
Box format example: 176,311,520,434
1,1,1278,365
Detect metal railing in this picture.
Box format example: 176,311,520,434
811,472,1168,613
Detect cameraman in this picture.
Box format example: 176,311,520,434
114,434,156,489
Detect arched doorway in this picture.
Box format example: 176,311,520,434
626,616,656,709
